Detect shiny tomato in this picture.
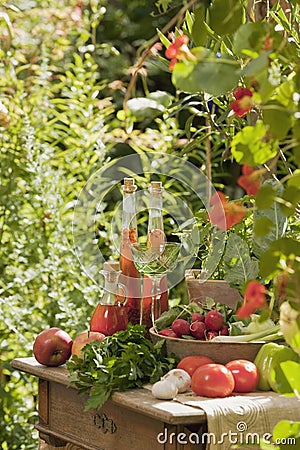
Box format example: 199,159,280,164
191,363,235,398
225,359,259,393
177,355,214,377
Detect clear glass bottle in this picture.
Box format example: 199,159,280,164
90,262,128,336
142,181,169,327
119,178,142,325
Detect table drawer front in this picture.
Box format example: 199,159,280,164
47,382,167,450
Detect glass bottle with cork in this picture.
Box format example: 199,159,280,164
142,181,169,327
119,177,142,325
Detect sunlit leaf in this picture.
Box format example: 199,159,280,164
272,420,300,448
223,234,259,288
231,122,278,165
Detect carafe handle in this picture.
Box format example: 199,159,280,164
116,282,128,306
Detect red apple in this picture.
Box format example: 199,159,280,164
71,331,105,359
33,327,73,367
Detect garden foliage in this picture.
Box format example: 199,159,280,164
1,0,300,448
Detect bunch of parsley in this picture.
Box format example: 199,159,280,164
67,325,177,411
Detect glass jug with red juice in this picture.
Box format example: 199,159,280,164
90,263,128,336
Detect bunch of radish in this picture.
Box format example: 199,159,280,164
158,309,229,341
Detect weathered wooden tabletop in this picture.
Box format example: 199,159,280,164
11,357,206,425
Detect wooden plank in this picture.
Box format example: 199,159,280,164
185,269,242,309
38,438,66,450
39,379,49,424
11,357,69,386
44,380,201,449
11,358,206,425
39,439,83,450
111,388,206,425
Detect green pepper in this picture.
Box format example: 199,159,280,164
254,342,299,391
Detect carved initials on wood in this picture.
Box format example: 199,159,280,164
93,413,117,434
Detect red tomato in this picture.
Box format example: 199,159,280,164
225,359,259,393
191,363,235,398
177,355,215,377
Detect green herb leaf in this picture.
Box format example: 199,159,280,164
67,325,177,411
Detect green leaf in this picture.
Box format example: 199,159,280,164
233,22,266,56
287,171,300,188
253,216,274,237
276,80,295,108
243,52,271,77
259,238,300,278
272,420,300,448
231,122,278,165
255,184,277,209
263,103,292,139
156,28,171,49
154,307,182,330
280,185,300,216
192,5,207,46
223,234,259,289
67,326,177,411
253,181,287,258
172,58,241,96
185,10,194,35
295,69,300,91
209,0,244,36
202,229,226,279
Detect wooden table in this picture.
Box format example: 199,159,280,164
12,358,207,450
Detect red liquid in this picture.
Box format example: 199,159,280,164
120,228,141,325
90,304,128,336
142,229,169,328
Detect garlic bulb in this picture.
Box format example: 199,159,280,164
162,369,191,393
151,378,178,400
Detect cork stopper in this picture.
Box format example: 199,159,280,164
122,177,137,193
150,181,162,189
103,261,120,272
150,181,163,196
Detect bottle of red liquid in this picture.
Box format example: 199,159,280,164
119,178,142,325
90,263,128,336
142,181,169,328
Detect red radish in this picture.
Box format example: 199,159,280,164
205,310,224,331
158,329,178,338
206,330,218,340
190,321,206,339
191,313,205,323
172,319,191,337
219,325,229,335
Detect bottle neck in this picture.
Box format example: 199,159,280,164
122,191,137,230
147,187,165,248
148,188,164,232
